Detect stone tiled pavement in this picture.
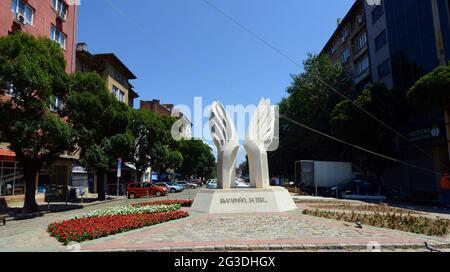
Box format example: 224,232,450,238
1,192,450,252
80,209,450,252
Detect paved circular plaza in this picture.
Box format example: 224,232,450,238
1,190,450,252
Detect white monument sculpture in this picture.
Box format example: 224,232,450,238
191,98,297,214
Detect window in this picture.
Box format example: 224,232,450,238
355,14,364,25
330,43,337,56
340,48,350,64
374,30,387,51
114,70,126,84
51,96,64,111
355,32,367,52
377,59,391,79
354,56,370,75
3,81,16,97
340,26,349,44
112,85,125,102
372,5,384,24
52,0,68,19
50,25,66,49
10,0,34,25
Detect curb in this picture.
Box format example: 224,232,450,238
0,197,124,223
84,242,450,252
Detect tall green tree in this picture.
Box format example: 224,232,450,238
178,140,215,179
268,53,353,178
127,110,185,179
330,83,398,177
66,72,131,200
0,33,72,213
408,62,450,168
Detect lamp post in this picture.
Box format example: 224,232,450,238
117,158,122,197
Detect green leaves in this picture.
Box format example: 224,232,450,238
0,33,72,164
407,63,450,111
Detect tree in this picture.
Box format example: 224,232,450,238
238,156,249,177
268,53,353,178
178,140,215,179
66,72,130,200
127,109,165,180
331,84,398,177
0,33,72,213
407,63,450,167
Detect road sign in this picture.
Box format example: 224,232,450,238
117,158,122,178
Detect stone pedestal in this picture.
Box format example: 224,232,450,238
191,187,297,214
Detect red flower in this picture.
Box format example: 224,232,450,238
48,211,189,244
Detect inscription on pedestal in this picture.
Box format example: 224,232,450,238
219,197,269,204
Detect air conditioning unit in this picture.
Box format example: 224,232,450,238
57,11,66,22
14,13,26,25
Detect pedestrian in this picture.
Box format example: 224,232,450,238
440,174,450,208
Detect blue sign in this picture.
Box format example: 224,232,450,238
117,158,122,178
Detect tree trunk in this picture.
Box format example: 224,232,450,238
22,164,39,214
444,110,450,172
136,170,143,182
97,171,106,201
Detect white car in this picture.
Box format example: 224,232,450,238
176,181,198,189
206,179,250,189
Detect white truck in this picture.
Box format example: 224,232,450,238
295,160,353,191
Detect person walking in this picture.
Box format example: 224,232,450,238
440,174,450,208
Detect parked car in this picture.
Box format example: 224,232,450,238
324,177,381,198
206,179,250,189
189,179,204,186
127,182,168,199
207,180,217,189
166,181,185,192
155,182,183,193
176,181,198,189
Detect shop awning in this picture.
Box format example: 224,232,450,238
0,148,16,161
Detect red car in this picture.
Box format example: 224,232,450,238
127,182,168,199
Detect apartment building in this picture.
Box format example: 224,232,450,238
140,99,193,182
364,0,450,200
0,0,78,73
322,0,371,90
140,99,193,139
75,43,139,108
0,0,79,199
323,0,450,201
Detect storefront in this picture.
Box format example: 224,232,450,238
1,147,77,199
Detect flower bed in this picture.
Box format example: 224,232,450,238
132,199,193,207
48,210,189,244
70,204,181,219
303,209,450,236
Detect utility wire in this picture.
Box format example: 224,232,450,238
279,113,440,175
199,0,443,171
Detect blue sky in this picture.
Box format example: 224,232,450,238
77,0,355,163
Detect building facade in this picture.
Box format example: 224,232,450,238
76,43,139,108
0,0,79,199
323,0,450,201
0,0,79,73
322,0,371,90
140,99,193,182
368,0,450,200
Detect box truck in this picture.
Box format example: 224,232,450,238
295,160,353,192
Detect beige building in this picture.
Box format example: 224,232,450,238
75,43,139,108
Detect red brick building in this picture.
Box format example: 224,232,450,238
0,0,79,199
0,0,79,73
140,99,174,117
